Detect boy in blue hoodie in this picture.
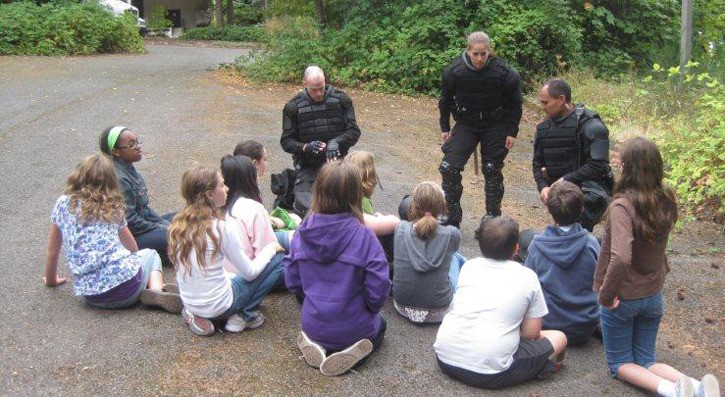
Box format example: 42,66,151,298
524,180,600,346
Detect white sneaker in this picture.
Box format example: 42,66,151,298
225,313,265,333
676,375,696,397
697,374,721,397
224,314,246,333
297,331,326,368
319,339,373,376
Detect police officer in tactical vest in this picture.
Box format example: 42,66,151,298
439,31,523,228
280,66,361,214
533,78,613,232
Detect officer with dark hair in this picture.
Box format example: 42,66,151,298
533,78,613,232
439,31,523,228
280,65,361,215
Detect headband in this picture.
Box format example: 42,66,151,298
107,126,127,151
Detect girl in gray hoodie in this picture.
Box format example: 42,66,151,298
393,182,464,323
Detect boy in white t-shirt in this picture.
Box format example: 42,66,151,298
434,216,567,389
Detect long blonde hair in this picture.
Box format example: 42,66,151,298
310,161,364,223
168,167,223,276
65,154,125,225
345,150,379,198
409,181,447,240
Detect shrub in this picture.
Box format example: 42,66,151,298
180,25,267,42
146,4,172,31
0,0,144,56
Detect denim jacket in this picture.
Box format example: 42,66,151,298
113,157,167,235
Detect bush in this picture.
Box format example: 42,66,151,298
234,4,264,26
0,0,144,56
578,0,680,73
180,25,267,42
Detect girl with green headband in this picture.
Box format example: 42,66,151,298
100,126,174,264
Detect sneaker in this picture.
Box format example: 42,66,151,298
140,289,183,314
181,307,215,336
297,331,326,368
697,374,720,397
224,313,265,333
675,375,696,397
162,283,179,294
245,313,265,329
319,339,373,376
224,314,246,333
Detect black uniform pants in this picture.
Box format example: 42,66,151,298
439,122,508,226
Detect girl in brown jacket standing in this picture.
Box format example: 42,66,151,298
594,137,719,397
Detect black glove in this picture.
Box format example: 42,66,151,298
326,140,340,161
305,140,324,153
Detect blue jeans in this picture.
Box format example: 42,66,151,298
86,249,161,309
448,252,466,291
599,292,663,377
134,213,174,265
275,230,291,252
213,253,284,322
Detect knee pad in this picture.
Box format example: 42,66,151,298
482,162,502,178
439,161,463,191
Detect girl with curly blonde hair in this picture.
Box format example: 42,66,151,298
43,154,181,313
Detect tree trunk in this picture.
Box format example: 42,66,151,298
214,0,224,27
314,0,325,27
226,0,234,25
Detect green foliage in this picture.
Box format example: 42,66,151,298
242,0,686,93
693,0,725,79
146,4,172,31
577,0,680,73
180,25,267,42
473,0,583,79
265,0,314,18
234,5,263,26
0,0,144,55
648,63,725,216
238,16,322,82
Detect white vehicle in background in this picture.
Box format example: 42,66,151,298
99,0,146,34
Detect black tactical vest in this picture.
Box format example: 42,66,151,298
451,56,510,123
535,107,595,181
294,87,348,143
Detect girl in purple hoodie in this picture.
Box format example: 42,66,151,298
284,161,391,377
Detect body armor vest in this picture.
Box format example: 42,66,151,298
451,57,510,124
294,87,348,143
536,108,594,181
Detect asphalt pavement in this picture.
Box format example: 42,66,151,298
0,45,708,396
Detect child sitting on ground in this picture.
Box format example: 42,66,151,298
220,154,293,258
434,216,567,390
344,150,399,263
233,140,301,230
43,154,181,313
168,166,284,336
393,181,464,323
524,180,600,345
285,161,390,376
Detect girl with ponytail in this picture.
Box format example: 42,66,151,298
392,181,465,324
